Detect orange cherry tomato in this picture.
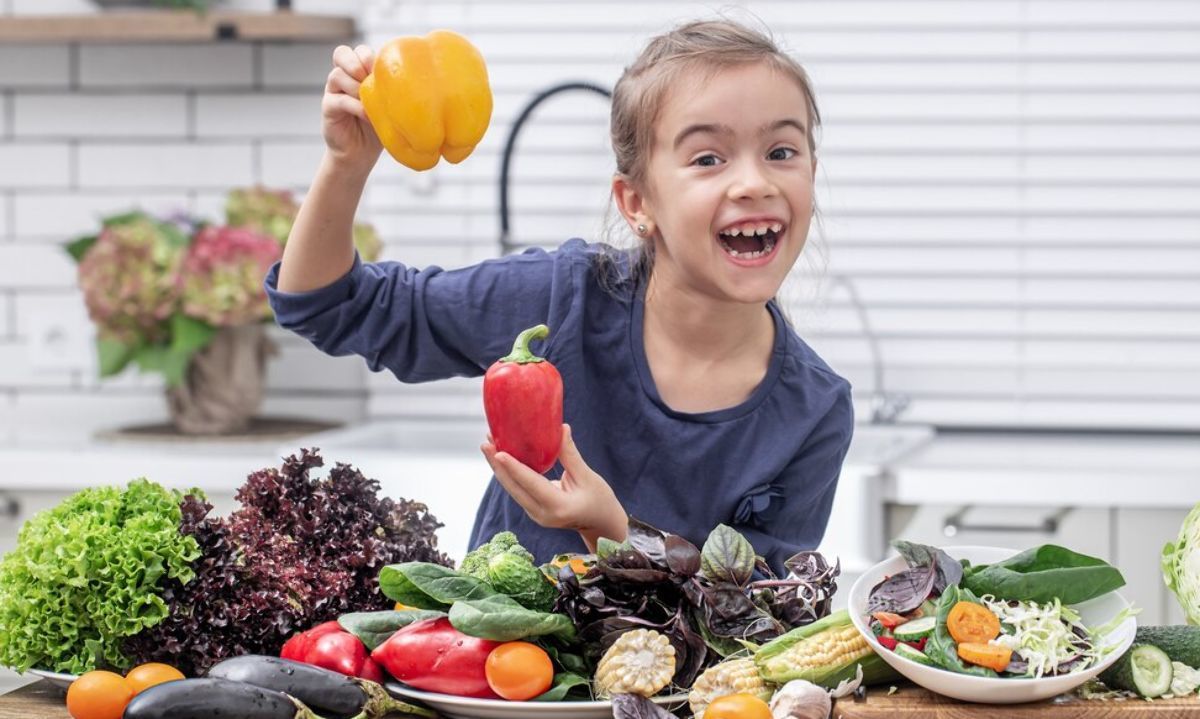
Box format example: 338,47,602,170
66,670,133,719
705,693,773,719
957,641,1013,672
947,601,1001,644
124,662,185,695
484,641,554,701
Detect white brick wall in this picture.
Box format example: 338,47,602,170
0,6,370,438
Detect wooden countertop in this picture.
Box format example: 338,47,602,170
6,679,1200,718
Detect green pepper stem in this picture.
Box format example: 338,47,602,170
500,324,549,364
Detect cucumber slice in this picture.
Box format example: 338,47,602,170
1101,644,1174,698
894,616,936,642
894,642,935,666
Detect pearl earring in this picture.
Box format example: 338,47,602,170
636,224,647,235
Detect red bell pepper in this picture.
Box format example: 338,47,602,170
279,620,383,682
483,324,563,474
371,617,501,699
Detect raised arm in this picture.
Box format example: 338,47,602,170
278,44,382,293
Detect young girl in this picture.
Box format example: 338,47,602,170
267,19,853,578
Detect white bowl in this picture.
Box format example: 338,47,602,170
847,545,1136,704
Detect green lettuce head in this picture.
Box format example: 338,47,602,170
1163,501,1200,625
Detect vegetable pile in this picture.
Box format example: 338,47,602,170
122,449,453,675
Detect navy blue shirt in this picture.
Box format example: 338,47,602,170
265,239,853,577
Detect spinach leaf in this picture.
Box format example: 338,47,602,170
893,540,963,592
378,562,496,610
449,594,577,643
925,585,998,678
532,672,592,702
961,545,1125,604
337,609,447,650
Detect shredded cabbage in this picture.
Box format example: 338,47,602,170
1170,662,1200,697
981,595,1095,678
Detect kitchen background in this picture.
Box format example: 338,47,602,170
0,0,1198,689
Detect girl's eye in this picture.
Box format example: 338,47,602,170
692,154,722,167
768,147,798,161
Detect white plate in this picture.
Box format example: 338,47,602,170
27,668,76,691
848,545,1136,704
385,681,688,719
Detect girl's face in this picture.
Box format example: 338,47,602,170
633,62,816,306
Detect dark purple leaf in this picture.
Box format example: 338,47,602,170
611,694,675,719
664,534,701,577
866,565,937,615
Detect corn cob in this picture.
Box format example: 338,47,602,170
688,657,775,719
594,629,676,698
754,609,901,688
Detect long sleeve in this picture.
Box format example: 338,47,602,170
265,244,582,383
731,384,854,578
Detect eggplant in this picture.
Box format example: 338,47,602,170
204,655,435,719
122,678,317,719
207,655,364,719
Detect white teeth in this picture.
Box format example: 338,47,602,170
719,222,784,237
770,223,782,233
727,228,741,237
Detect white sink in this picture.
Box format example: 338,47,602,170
282,420,935,567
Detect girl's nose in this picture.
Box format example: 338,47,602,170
727,160,778,200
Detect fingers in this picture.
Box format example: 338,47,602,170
326,67,362,98
558,424,585,473
353,44,375,75
322,92,367,122
332,44,371,81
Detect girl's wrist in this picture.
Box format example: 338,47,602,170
321,149,377,183
579,499,628,552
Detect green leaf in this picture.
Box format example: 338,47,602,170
596,537,626,560
337,609,446,651
101,211,147,228
925,585,998,678
65,235,98,263
96,338,135,377
700,524,756,586
132,345,191,387
532,672,591,702
962,544,1126,605
448,594,577,643
170,315,216,355
378,562,496,610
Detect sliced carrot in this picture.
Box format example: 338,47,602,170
947,601,1001,644
957,642,1013,672
872,611,908,629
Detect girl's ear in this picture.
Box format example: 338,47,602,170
612,173,653,236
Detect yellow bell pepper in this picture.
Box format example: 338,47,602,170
360,30,493,171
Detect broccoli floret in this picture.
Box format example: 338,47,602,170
459,531,556,612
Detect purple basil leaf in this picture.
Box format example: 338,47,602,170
866,565,937,615
611,694,675,719
664,534,701,577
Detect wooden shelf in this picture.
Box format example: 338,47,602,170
0,11,357,43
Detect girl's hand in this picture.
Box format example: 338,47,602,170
322,44,383,171
482,425,628,551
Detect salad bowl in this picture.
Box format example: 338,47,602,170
848,545,1136,703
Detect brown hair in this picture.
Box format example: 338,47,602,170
598,18,822,290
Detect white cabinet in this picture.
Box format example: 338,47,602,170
1114,508,1191,626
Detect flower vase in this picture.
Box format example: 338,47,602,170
166,324,276,435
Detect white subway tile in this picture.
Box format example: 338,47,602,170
79,45,255,89
0,341,78,388
266,342,367,392
261,44,335,88
14,192,191,240
195,93,320,138
0,192,8,239
260,140,325,188
12,289,88,340
0,243,75,288
14,94,188,138
0,294,9,337
0,47,70,88
78,142,254,189
0,143,71,188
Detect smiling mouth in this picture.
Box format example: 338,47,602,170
717,226,782,259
